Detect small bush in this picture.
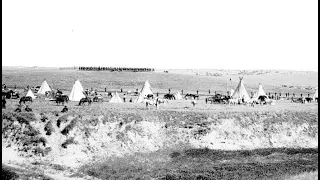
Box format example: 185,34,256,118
44,121,54,136
61,118,78,136
40,114,48,122
33,147,52,157
61,137,77,148
23,125,40,136
57,115,69,128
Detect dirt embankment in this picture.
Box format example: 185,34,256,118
2,110,318,168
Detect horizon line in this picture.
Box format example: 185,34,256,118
2,65,318,72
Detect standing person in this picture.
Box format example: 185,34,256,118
209,89,210,94
123,93,126,102
181,90,183,95
197,90,198,95
169,89,171,94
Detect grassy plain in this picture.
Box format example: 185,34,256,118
2,67,318,180
2,67,318,95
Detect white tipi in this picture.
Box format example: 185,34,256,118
69,80,85,101
140,80,153,96
174,91,182,100
109,92,123,103
134,93,145,103
134,80,153,103
231,77,251,102
313,88,318,101
37,80,51,94
252,83,269,101
26,89,37,99
228,89,235,96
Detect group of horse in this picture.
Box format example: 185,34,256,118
204,94,275,107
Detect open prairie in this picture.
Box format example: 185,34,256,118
2,67,318,95
2,67,318,180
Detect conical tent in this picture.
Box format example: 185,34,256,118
109,92,123,103
313,88,318,101
134,80,153,103
134,93,145,103
69,80,85,101
231,77,251,102
140,80,153,96
228,89,235,96
252,84,269,101
26,89,36,99
37,80,51,94
174,91,182,100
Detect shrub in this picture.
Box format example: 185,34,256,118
40,114,48,122
61,137,77,148
61,118,78,136
57,114,70,128
33,147,52,157
44,121,54,136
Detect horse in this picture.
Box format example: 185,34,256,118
228,98,238,106
155,97,168,104
79,97,92,106
2,89,15,99
305,97,313,103
184,94,199,100
93,96,103,102
163,94,175,100
56,95,69,105
146,94,154,99
19,96,32,105
144,99,157,109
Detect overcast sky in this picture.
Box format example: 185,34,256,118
2,0,318,71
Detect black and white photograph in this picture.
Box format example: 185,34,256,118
2,0,318,179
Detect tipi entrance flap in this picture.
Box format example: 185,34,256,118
253,84,269,100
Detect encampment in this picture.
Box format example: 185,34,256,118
69,80,85,101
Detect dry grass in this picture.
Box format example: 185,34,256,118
283,171,318,180
78,147,318,180
2,68,317,95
